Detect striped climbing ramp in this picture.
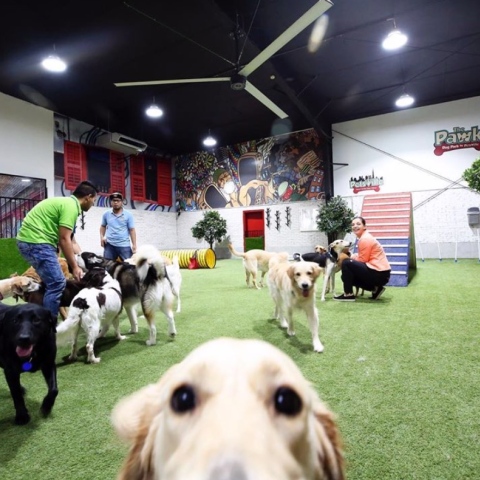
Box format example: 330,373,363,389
357,192,416,287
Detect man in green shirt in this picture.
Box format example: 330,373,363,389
16,180,98,318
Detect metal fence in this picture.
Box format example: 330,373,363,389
0,197,41,238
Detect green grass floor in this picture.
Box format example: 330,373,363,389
1,258,479,479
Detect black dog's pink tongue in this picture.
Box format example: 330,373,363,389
16,345,33,358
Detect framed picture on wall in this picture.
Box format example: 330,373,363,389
300,207,319,232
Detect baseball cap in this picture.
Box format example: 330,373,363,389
109,192,123,201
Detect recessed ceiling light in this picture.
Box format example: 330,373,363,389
145,104,163,118
382,29,408,50
395,93,415,108
41,55,67,72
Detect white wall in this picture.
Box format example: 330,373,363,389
333,97,480,258
0,92,54,194
74,206,178,255
2,91,480,259
175,202,328,255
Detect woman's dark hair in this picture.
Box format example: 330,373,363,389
352,216,366,226
72,180,98,197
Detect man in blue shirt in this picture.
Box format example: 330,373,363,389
100,192,137,260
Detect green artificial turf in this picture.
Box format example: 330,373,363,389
1,258,479,479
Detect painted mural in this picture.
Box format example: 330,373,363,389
175,129,326,211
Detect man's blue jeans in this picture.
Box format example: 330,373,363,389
103,243,133,261
16,241,66,318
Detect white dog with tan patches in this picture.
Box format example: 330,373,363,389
268,257,323,352
112,337,344,480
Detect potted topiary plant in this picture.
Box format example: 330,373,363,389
191,210,228,249
316,195,355,243
463,157,480,193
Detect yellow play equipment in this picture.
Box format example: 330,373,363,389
160,248,216,269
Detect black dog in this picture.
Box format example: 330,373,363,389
0,302,58,425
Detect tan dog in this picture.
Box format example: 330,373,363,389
0,276,40,301
20,257,71,283
314,245,327,254
228,243,289,289
112,337,344,480
268,258,323,352
18,257,73,319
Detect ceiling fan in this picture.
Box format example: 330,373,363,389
114,0,333,119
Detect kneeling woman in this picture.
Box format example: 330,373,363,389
334,216,391,302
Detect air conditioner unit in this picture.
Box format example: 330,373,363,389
95,132,147,155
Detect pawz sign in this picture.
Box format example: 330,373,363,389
433,125,480,156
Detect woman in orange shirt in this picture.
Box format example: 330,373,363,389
334,216,391,302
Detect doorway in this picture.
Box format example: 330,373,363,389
243,210,265,251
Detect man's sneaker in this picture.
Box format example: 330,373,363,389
371,286,386,300
333,294,355,302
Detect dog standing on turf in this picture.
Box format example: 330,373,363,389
56,267,125,364
228,243,289,289
268,257,323,352
0,302,58,425
77,246,176,346
294,239,352,301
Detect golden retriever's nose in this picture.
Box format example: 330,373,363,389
207,458,249,480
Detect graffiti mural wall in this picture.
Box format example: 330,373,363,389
175,129,326,211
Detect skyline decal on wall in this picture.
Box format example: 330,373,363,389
433,125,480,156
349,170,384,194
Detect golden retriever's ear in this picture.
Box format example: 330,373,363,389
113,384,161,480
11,284,25,296
112,366,179,480
312,396,345,480
312,264,321,279
287,264,296,280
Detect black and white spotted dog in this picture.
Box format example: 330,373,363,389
56,267,124,364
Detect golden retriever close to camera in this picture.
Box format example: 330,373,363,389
228,243,289,289
112,337,344,480
268,258,323,352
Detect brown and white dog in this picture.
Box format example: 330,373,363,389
228,243,289,289
0,276,40,301
268,258,323,352
111,337,344,480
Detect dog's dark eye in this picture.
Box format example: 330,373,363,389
274,386,303,416
170,385,196,413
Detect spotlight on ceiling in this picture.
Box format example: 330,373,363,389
395,93,415,108
41,54,67,72
382,19,408,50
145,103,163,118
203,132,217,147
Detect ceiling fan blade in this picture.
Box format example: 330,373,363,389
244,81,288,119
115,77,230,87
239,0,333,78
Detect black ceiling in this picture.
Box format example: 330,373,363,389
2,0,480,156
